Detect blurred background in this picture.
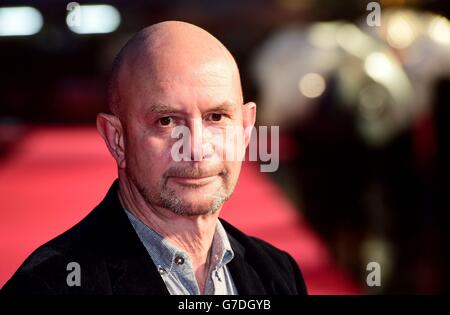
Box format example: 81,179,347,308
1,0,449,294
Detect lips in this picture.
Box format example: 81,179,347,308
169,175,219,186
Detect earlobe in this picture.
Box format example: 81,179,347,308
96,113,126,168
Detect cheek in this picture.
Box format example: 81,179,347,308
130,135,173,172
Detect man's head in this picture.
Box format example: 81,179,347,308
97,21,256,217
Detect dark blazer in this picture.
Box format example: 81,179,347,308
1,181,307,295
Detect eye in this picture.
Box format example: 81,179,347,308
158,116,173,126
208,113,223,122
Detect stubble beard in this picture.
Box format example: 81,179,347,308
129,170,233,217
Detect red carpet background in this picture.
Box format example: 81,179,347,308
0,126,360,294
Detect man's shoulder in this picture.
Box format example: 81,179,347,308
220,219,299,270
220,218,289,256
29,204,106,258
220,219,308,294
1,202,111,294
19,181,123,265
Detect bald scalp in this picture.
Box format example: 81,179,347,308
108,21,242,117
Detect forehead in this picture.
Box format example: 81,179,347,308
151,58,237,89
126,59,242,115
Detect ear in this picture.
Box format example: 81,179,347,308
242,101,256,148
96,113,126,169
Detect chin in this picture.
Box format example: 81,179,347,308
181,196,217,208
175,195,226,215
172,202,221,216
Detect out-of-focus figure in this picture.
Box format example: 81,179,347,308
252,9,450,293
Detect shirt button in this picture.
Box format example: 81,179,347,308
174,255,185,265
158,266,167,275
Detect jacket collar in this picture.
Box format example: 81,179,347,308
221,223,267,295
93,180,169,294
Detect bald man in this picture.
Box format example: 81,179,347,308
1,21,307,295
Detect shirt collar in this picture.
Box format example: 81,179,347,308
124,208,234,273
211,219,234,269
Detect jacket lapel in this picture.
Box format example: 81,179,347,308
225,231,267,295
96,180,169,295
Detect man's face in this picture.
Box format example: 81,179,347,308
120,59,250,216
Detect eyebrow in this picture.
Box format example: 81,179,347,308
148,103,178,115
148,101,237,115
208,101,236,112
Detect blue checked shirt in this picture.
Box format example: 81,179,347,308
124,209,238,295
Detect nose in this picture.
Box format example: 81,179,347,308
189,118,213,161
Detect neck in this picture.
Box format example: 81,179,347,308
118,176,220,293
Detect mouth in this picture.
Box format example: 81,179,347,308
169,174,221,187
